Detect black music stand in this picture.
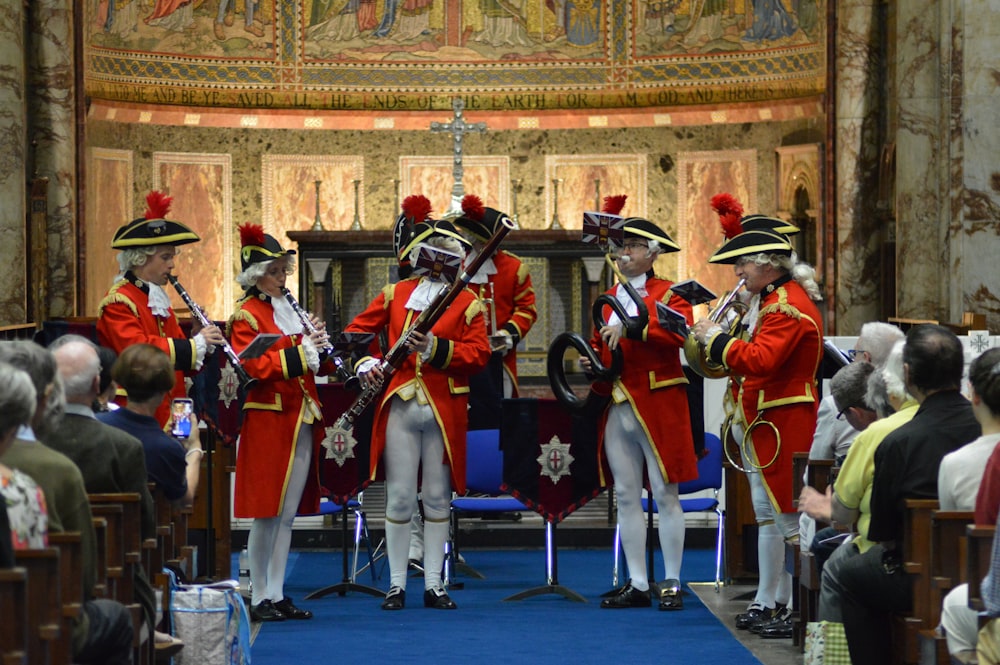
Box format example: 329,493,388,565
502,520,586,603
303,381,384,599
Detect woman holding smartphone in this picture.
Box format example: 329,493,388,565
228,224,332,623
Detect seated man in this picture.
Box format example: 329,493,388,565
0,340,133,665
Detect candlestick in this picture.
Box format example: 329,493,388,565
350,179,362,230
311,180,324,231
550,178,563,230
594,178,601,211
511,178,522,227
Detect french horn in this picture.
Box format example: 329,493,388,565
547,253,648,413
682,278,749,379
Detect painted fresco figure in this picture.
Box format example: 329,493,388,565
215,0,263,40
564,0,600,46
743,0,798,42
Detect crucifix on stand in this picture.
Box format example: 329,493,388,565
430,97,487,217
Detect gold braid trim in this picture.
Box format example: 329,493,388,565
382,283,395,308
465,298,485,325
227,308,260,336
759,289,802,320
97,290,139,318
514,259,530,284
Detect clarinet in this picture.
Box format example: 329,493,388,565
280,287,356,385
166,276,257,391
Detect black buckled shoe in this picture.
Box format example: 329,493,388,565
423,587,457,610
657,579,683,611
600,582,652,609
274,597,313,620
758,608,794,639
381,586,406,610
749,606,790,634
251,599,286,622
735,602,772,630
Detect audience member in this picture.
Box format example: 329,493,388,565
975,513,1000,663
99,343,202,507
0,340,133,665
835,325,980,665
0,362,46,551
94,345,120,412
799,339,918,623
935,347,1000,656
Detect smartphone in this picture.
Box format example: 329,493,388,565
170,398,194,438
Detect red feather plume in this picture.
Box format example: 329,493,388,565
602,195,627,216
144,190,173,220
460,194,485,221
711,193,744,240
401,195,433,223
238,222,265,248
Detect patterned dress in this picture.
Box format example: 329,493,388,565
1,467,48,549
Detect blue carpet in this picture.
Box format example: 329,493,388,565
248,547,760,664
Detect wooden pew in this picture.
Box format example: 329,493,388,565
92,516,108,599
893,498,940,665
14,547,62,665
966,524,996,613
88,493,151,665
0,566,29,665
48,532,84,665
790,452,837,647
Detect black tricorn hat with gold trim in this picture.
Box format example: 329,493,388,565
238,223,295,271
111,191,200,249
739,214,800,236
399,219,472,260
453,194,511,243
708,229,793,265
622,217,681,253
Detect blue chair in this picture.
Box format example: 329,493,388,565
448,429,529,582
611,433,726,591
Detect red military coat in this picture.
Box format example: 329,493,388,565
465,250,537,394
589,275,698,487
228,291,327,518
345,277,491,495
705,275,823,512
97,273,198,426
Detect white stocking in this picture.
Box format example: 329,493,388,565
754,522,784,609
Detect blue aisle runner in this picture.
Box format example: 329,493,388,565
249,548,761,665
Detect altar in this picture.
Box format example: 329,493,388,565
286,228,608,383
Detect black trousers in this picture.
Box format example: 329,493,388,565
75,598,134,665
837,544,912,665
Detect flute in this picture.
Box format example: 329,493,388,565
167,276,257,391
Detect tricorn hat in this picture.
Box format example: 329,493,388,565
399,219,472,260
111,191,200,249
393,195,434,266
238,223,295,271
453,195,511,243
739,214,801,236
708,229,793,264
601,194,681,253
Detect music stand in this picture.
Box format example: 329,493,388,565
499,398,604,604
303,382,384,599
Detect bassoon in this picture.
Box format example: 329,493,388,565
332,215,516,433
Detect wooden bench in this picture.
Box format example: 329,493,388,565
92,516,108,599
966,524,996,613
791,452,836,647
0,566,29,665
48,532,84,665
14,547,63,665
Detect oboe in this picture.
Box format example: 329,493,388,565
280,287,355,384
167,276,257,391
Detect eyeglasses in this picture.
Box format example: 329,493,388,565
623,241,649,251
847,349,868,362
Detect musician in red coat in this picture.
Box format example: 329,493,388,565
228,224,332,623
453,195,537,401
97,191,226,426
582,207,699,611
692,227,824,630
346,219,491,611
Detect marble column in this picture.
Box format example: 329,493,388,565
952,0,1000,329
28,0,76,318
834,0,885,335
0,3,27,324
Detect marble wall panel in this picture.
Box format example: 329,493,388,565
85,148,133,318
542,154,647,234
0,3,26,324
398,156,509,221
676,149,757,307
152,153,233,320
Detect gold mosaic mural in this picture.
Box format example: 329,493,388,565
86,0,825,111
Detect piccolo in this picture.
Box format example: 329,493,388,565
167,275,257,391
